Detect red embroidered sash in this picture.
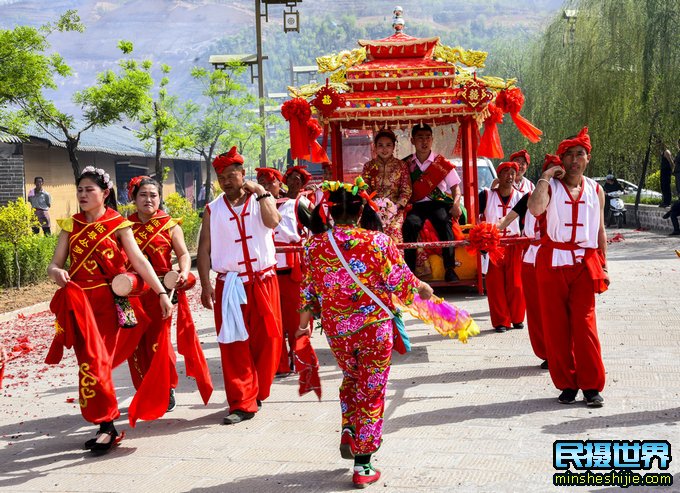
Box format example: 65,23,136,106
68,209,128,278
410,154,455,203
129,211,173,273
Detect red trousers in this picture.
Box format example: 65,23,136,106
535,250,605,391
214,274,282,413
486,244,525,328
277,272,301,373
521,262,546,360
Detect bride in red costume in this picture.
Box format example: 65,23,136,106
126,176,212,418
47,167,173,455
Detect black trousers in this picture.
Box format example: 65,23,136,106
661,169,672,205
403,201,455,271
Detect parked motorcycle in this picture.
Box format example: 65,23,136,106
607,190,626,228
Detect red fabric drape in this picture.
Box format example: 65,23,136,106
47,283,120,424
176,290,213,405
478,104,505,158
294,335,321,400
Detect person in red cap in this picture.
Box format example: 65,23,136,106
257,166,313,375
528,127,609,408
479,161,525,332
198,147,284,424
403,123,462,282
510,149,535,195
497,155,563,368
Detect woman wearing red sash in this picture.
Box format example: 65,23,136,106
127,176,212,416
47,167,173,455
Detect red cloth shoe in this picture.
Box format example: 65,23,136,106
352,463,381,488
339,428,356,459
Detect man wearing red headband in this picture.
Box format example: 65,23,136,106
257,166,313,375
403,123,462,282
479,161,525,332
497,155,563,368
510,150,535,195
528,127,608,408
198,147,284,424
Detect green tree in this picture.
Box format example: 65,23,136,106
136,61,180,195
12,40,153,180
518,0,680,181
0,11,84,132
0,198,38,288
169,65,262,202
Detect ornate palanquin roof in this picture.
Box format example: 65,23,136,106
288,29,517,129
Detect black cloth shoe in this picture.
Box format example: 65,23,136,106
558,388,578,404
540,360,549,370
445,269,459,282
512,322,524,330
223,410,256,425
167,389,176,412
90,429,119,455
494,326,508,333
670,231,680,236
663,211,672,219
583,389,604,408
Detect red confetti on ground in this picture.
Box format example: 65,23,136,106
633,228,649,232
65,397,75,403
608,233,625,243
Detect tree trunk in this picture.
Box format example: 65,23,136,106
154,102,164,199
13,245,20,289
203,151,212,204
66,138,81,182
634,128,655,229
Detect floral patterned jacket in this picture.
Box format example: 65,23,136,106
301,225,419,338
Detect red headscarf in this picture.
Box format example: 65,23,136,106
510,149,530,165
496,161,520,175
128,175,151,201
212,146,244,174
255,167,283,183
556,126,592,156
283,165,312,186
542,154,563,172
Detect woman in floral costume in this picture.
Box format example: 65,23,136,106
361,129,412,242
297,178,432,488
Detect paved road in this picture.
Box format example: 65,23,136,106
0,229,679,492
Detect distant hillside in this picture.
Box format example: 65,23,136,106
0,0,563,114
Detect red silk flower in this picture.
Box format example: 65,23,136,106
466,222,504,265
495,88,542,144
477,103,505,159
127,175,150,201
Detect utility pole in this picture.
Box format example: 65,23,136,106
255,0,267,167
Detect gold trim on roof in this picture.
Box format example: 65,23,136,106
316,48,367,73
287,81,350,99
357,36,440,47
433,45,488,68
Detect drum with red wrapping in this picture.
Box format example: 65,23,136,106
163,271,197,291
111,272,149,297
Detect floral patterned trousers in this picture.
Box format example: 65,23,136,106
328,320,394,455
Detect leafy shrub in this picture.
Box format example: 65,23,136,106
118,203,136,217
0,234,58,288
0,198,40,287
645,170,675,193
164,192,200,251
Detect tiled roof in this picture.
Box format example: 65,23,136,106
1,123,198,161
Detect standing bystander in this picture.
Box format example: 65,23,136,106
27,176,51,234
